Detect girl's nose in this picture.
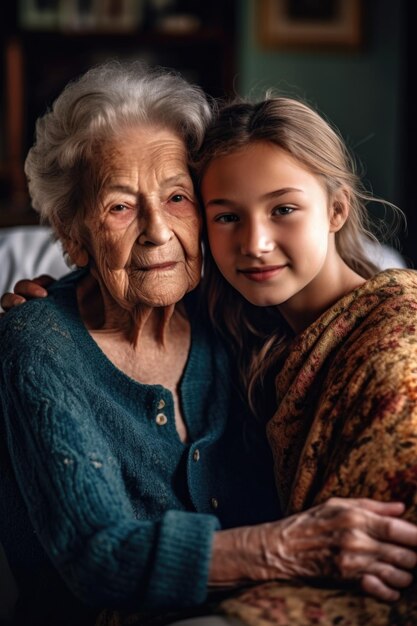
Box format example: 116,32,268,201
240,219,276,257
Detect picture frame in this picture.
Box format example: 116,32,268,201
257,0,362,50
19,0,60,30
95,0,144,33
19,0,143,32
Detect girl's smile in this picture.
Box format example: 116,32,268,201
202,140,362,332
237,264,288,282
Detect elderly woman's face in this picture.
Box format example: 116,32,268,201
79,126,201,309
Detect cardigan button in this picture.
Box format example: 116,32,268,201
193,449,200,462
155,413,168,426
210,497,219,510
157,399,166,410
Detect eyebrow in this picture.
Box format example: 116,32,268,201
106,184,137,195
204,187,304,208
162,174,192,187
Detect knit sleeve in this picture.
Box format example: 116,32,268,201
0,348,220,610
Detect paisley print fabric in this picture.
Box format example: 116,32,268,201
222,269,417,625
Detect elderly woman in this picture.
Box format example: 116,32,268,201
1,63,417,626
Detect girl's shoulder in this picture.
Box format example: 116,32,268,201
359,268,417,302
347,269,417,353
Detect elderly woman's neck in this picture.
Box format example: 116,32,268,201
76,272,185,348
128,304,181,348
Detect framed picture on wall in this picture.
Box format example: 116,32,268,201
19,0,60,29
258,0,362,50
19,0,143,31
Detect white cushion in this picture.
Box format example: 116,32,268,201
0,226,69,299
362,238,407,270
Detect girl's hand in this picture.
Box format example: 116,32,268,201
210,498,417,602
0,275,53,311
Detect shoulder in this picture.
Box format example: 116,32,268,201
0,270,83,362
366,269,417,322
348,269,417,320
368,268,417,297
342,269,417,361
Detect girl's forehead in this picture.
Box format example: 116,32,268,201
204,142,300,174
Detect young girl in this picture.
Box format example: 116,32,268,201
4,95,417,626
198,97,417,625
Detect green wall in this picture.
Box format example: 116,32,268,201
237,0,405,209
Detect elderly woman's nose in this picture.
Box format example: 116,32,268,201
137,206,172,246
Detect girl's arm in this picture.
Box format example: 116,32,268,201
1,275,52,309
209,498,417,602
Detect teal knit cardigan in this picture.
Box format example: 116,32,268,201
0,270,280,624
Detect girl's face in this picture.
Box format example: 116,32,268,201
201,141,346,325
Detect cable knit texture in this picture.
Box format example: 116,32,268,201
0,270,280,626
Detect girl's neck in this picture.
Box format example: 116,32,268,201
278,259,367,335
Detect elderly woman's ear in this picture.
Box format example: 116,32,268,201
60,232,89,267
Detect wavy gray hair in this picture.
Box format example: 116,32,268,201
25,61,213,237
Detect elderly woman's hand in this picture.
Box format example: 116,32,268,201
0,275,53,311
210,498,417,602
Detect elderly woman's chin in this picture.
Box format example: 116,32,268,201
127,275,197,309
101,262,201,311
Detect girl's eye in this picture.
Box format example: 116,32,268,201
273,206,294,216
214,214,239,223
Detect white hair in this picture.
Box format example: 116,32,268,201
24,61,213,234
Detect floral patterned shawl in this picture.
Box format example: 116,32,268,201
222,269,417,626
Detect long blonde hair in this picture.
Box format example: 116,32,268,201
197,97,402,417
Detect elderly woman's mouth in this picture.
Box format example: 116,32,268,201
135,262,178,271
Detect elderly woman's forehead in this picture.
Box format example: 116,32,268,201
104,124,186,148
96,128,187,166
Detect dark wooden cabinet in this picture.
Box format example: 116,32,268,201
0,1,236,225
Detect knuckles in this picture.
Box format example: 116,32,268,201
317,500,367,531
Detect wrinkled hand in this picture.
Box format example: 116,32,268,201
211,498,417,602
0,275,54,312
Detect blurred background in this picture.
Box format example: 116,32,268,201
0,0,416,267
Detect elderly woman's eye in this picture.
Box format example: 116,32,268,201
111,204,128,213
170,194,185,203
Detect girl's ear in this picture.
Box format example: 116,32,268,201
329,188,350,233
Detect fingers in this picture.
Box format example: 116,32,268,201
331,511,417,601
361,573,400,602
367,512,417,548
374,563,414,589
361,561,415,602
14,275,53,297
31,274,55,287
0,275,54,311
324,498,417,548
0,292,26,311
327,497,405,517
292,501,417,590
354,499,406,517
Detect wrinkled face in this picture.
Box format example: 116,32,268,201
77,126,202,309
201,141,337,309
